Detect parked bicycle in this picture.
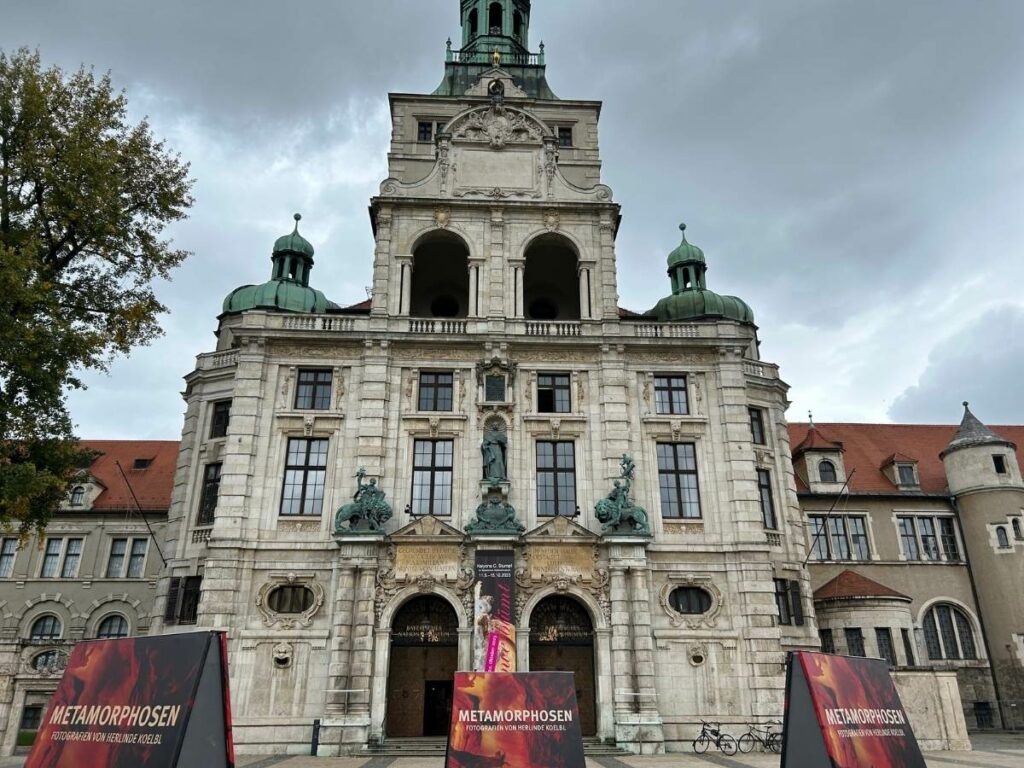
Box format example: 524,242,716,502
737,721,782,753
692,720,737,755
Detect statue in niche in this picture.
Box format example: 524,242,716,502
481,428,508,484
595,454,650,535
334,468,392,534
466,492,524,534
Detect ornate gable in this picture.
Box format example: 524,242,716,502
389,515,466,541
523,514,600,543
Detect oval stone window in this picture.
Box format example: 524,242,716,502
267,585,314,614
669,586,712,615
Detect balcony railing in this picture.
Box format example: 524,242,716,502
448,46,544,66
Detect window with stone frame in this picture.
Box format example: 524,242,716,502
896,463,917,486
657,443,702,519
757,469,777,529
20,705,43,732
95,614,129,639
418,371,454,411
40,537,83,578
807,514,870,560
749,407,767,445
897,515,961,562
922,603,977,660
1013,517,1023,540
165,575,203,626
69,485,86,505
938,517,961,560
196,463,222,526
774,578,804,626
844,627,866,657
411,439,454,516
653,375,688,415
875,627,897,666
901,628,917,666
209,399,231,438
993,454,1007,474
819,628,835,654
996,526,1010,548
818,459,838,483
557,126,573,148
536,441,576,516
537,373,571,413
279,438,329,516
898,516,921,560
29,614,62,641
105,538,148,578
294,369,332,410
0,537,17,578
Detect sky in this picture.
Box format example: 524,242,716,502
4,0,1024,439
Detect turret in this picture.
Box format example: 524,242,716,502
941,402,1021,495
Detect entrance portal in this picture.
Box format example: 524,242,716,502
386,595,459,737
529,595,597,736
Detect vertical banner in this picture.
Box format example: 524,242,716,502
474,550,516,672
446,672,585,768
25,631,234,768
781,650,926,768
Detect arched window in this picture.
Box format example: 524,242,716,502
523,234,581,320
513,10,523,38
996,526,1010,549
29,615,62,642
922,604,977,661
468,8,478,37
95,615,129,639
1013,518,1022,540
530,595,593,645
391,596,458,646
489,2,503,33
669,587,712,615
69,486,85,505
819,460,837,483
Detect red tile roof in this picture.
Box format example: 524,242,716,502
788,422,1024,495
792,425,844,456
813,570,911,602
78,440,179,512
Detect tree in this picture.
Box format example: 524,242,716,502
0,48,193,534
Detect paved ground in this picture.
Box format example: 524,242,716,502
3,732,1022,767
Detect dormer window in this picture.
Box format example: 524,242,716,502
818,460,837,483
132,458,153,470
69,486,85,506
897,463,917,486
993,455,1007,474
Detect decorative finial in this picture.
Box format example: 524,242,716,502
680,222,687,232
292,212,302,232
962,401,969,409
808,410,815,428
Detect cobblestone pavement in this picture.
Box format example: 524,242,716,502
2,732,1021,767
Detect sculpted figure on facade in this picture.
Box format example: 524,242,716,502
466,492,525,534
481,428,508,483
595,454,650,535
334,468,393,533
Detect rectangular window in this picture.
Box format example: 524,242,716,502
993,455,1007,474
901,628,916,666
820,628,835,654
40,538,82,578
749,407,766,445
845,627,866,657
875,627,897,666
280,438,329,516
41,538,62,578
757,469,777,529
60,538,82,578
106,538,148,578
411,439,454,516
20,705,43,732
828,516,851,560
808,516,829,560
417,120,434,142
485,374,507,402
808,514,870,560
789,580,805,626
418,371,454,411
898,516,920,560
557,126,572,147
537,373,571,413
179,576,202,625
847,516,871,560
774,578,792,625
657,443,701,519
919,517,940,560
294,369,332,410
197,463,222,526
536,441,576,516
127,539,148,578
106,539,127,578
209,400,231,438
0,538,17,578
897,464,916,485
654,376,688,415
939,517,960,560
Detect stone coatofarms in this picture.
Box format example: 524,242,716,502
465,492,525,534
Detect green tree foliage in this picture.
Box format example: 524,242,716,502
0,49,193,534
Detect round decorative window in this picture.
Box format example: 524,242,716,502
267,585,314,614
669,586,712,615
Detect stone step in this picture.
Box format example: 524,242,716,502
366,737,630,757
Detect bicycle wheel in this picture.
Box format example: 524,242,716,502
768,732,782,753
719,734,737,756
737,733,755,753
693,734,710,754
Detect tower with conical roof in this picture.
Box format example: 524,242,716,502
941,403,1024,723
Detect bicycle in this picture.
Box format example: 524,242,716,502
737,721,782,753
692,720,737,755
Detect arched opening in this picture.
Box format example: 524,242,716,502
468,8,478,38
818,460,837,483
996,526,1010,549
95,614,129,639
70,486,85,505
523,234,580,320
410,232,470,318
922,603,977,660
529,595,596,735
386,595,459,737
513,10,523,39
488,2,503,34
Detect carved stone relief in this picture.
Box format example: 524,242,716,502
659,574,724,630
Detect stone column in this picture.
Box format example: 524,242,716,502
348,566,378,714
578,266,592,320
398,258,412,315
629,567,658,715
509,259,524,318
370,208,393,317
326,565,357,714
609,566,634,715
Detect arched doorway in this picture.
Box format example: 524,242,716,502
410,231,469,318
386,595,459,737
523,234,580,320
529,595,597,736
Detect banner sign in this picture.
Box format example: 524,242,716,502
26,631,234,768
474,550,515,672
781,650,925,768
445,671,585,768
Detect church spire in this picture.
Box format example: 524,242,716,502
460,1,531,54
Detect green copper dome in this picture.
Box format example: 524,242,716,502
645,222,754,325
222,214,338,316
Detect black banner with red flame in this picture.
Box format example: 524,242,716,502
445,671,585,768
25,631,234,768
781,650,925,768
